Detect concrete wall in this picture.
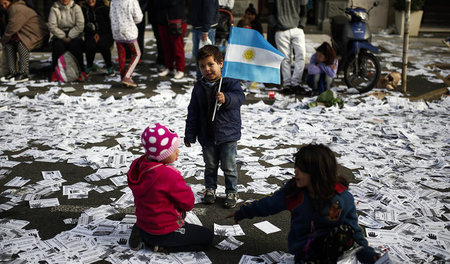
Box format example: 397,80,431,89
232,0,259,17
352,0,390,32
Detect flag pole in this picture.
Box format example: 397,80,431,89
211,77,223,121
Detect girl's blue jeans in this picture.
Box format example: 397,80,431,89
306,73,333,94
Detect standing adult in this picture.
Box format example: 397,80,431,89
47,0,85,82
136,0,147,56
148,0,165,71
80,0,114,76
0,0,49,83
268,0,307,94
157,0,187,79
190,0,219,80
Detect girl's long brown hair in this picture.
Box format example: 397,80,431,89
286,144,347,210
316,42,336,66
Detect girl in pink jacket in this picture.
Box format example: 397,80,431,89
127,123,213,252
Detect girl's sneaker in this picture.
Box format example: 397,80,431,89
122,77,137,87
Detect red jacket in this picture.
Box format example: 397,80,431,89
128,155,194,235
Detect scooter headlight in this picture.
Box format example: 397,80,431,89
355,11,368,22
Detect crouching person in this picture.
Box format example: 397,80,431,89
0,0,49,83
127,123,213,252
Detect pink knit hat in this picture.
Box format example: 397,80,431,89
141,123,181,161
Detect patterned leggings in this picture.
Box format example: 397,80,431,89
5,41,30,75
115,40,141,79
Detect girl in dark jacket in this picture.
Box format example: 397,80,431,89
228,144,380,264
81,0,114,76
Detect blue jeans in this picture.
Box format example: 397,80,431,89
306,73,333,94
192,28,216,79
202,141,238,193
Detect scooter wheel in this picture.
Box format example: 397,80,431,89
343,52,380,93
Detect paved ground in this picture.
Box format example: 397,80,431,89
0,29,449,264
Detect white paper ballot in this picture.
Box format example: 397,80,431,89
253,221,281,234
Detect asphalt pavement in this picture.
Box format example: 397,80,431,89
0,29,449,264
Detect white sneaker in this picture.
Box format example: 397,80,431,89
158,68,170,77
173,71,184,79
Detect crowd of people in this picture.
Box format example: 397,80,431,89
0,0,338,95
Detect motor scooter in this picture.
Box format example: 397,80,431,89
331,1,381,93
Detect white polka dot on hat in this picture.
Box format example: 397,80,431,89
141,123,181,161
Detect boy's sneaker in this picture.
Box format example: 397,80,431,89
203,188,216,204
106,67,115,77
0,73,15,83
174,71,184,79
224,192,238,209
129,224,143,251
122,77,137,87
158,68,170,77
14,73,29,83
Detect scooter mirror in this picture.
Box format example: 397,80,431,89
373,1,380,7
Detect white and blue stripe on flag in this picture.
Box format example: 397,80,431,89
222,27,285,84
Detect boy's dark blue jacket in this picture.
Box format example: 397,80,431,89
185,77,244,147
234,180,379,263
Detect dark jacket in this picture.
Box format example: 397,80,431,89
80,1,112,38
156,0,186,26
185,77,244,146
190,0,219,33
234,180,379,263
2,0,49,50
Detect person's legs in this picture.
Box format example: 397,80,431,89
16,41,30,81
140,223,213,252
149,10,165,67
306,74,320,91
116,41,126,79
291,27,306,86
51,38,67,69
97,36,114,69
137,15,146,54
4,43,17,75
124,41,141,79
192,28,201,79
158,24,173,71
173,23,187,73
275,30,292,87
219,141,238,194
84,36,97,69
202,144,220,191
323,74,334,90
68,38,85,71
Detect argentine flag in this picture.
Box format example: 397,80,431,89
222,27,285,84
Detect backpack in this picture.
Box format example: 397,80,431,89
55,51,80,82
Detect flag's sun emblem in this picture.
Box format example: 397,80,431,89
243,48,255,61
